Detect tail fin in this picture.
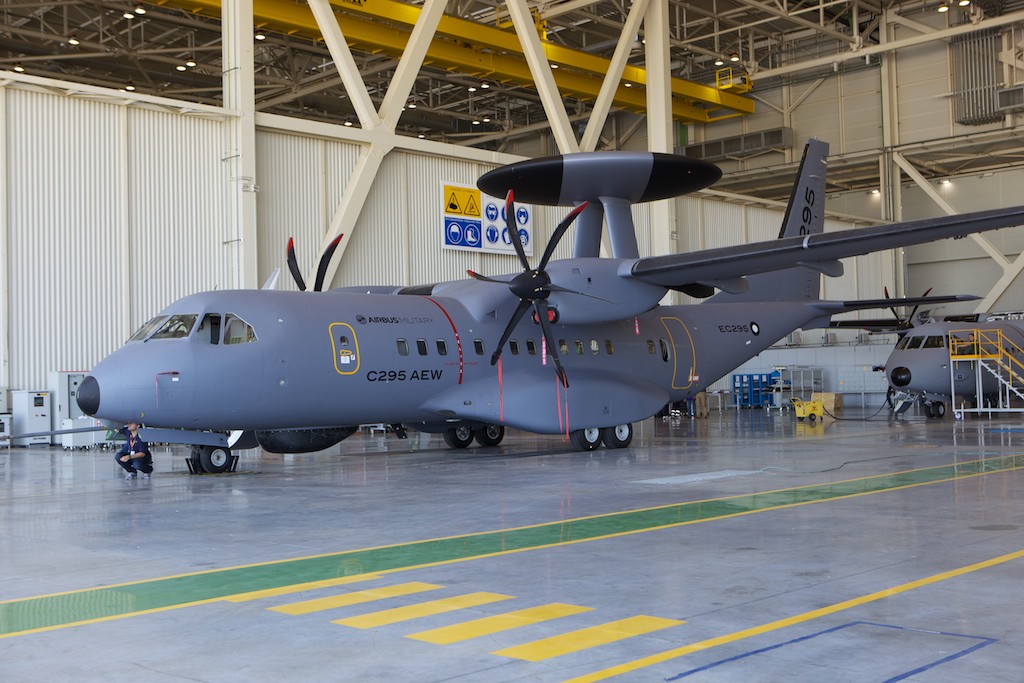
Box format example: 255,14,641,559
707,139,828,303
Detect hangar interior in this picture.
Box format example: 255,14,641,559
5,1,1024,681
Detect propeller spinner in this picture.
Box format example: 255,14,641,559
468,191,588,387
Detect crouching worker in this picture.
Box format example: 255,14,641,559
115,422,153,480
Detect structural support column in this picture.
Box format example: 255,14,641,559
645,0,677,277
222,0,259,288
0,86,7,390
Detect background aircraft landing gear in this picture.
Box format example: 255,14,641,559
570,428,602,451
601,424,633,448
188,445,235,474
475,424,505,447
926,401,946,418
443,425,474,448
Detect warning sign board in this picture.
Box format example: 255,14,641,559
442,181,532,256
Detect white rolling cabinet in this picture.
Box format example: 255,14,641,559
12,391,51,446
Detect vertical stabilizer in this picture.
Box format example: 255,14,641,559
707,139,829,303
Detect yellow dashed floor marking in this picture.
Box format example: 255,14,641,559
407,603,594,644
493,615,683,662
225,574,381,603
332,592,514,629
268,582,442,615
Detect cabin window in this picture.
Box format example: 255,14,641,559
396,338,409,356
474,339,485,356
151,314,198,340
526,339,537,355
436,339,448,356
923,336,945,349
605,339,615,355
575,340,585,355
509,340,520,356
559,339,569,355
906,336,925,350
894,336,911,350
198,314,221,345
590,339,600,355
660,339,670,362
129,316,168,342
647,340,656,355
223,315,257,344
416,338,428,356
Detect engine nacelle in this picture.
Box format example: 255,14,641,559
255,427,358,453
545,258,666,324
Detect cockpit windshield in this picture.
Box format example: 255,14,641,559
150,314,199,340
893,334,945,351
128,316,169,342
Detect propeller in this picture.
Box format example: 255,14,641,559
467,191,589,387
884,286,933,329
287,234,344,292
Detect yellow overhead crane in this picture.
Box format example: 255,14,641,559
163,0,755,123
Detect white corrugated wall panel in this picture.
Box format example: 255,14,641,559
744,206,782,244
7,90,125,388
256,131,328,290
700,198,745,250
127,109,228,320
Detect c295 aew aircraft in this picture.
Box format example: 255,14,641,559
70,140,1024,471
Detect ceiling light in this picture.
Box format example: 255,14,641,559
729,52,739,62
255,29,267,41
870,189,880,195
482,115,490,122
624,82,632,88
407,100,416,109
958,0,971,5
480,82,489,89
940,179,952,186
134,3,146,14
123,9,135,19
68,34,80,46
938,2,950,11
417,133,425,139
124,80,136,91
176,64,187,71
472,119,480,125
343,119,353,127
467,86,476,92
714,56,725,66
185,56,196,68
550,63,558,69
13,63,24,72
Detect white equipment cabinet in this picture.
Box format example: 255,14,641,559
12,391,51,446
0,414,11,446
48,371,88,445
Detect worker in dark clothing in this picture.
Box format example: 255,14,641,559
115,422,153,480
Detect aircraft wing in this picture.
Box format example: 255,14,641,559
628,205,1024,288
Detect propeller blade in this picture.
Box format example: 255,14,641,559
538,201,589,271
490,300,532,366
907,287,934,325
287,238,307,292
467,269,508,285
313,234,344,292
505,190,531,272
546,283,614,303
534,301,569,387
883,285,899,320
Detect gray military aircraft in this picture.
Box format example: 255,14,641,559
66,139,1024,471
885,312,1024,417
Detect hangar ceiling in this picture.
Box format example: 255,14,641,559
3,0,1024,198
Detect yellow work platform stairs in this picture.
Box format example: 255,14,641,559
948,328,1024,418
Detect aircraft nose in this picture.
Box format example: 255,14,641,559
890,367,912,387
77,375,100,415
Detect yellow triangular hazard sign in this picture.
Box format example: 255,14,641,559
464,195,480,217
447,192,461,213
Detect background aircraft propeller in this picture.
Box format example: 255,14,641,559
884,285,932,329
467,191,588,387
286,234,344,292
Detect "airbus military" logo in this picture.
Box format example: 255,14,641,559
356,315,433,324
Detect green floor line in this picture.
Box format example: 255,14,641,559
2,453,1022,637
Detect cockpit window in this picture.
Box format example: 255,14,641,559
129,316,168,342
894,336,910,350
150,314,198,340
198,314,221,345
224,314,257,344
905,336,925,350
922,335,945,349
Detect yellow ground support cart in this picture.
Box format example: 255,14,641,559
790,397,824,421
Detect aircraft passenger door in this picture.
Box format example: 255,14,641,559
330,323,360,375
660,317,697,390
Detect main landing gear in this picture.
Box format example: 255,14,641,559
188,445,237,474
443,424,506,448
569,423,633,451
925,401,946,419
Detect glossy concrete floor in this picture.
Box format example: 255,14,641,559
3,406,1024,682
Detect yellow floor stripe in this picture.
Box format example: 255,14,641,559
332,592,513,629
268,582,442,615
408,603,594,644
224,574,381,603
566,548,1024,682
493,615,683,662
